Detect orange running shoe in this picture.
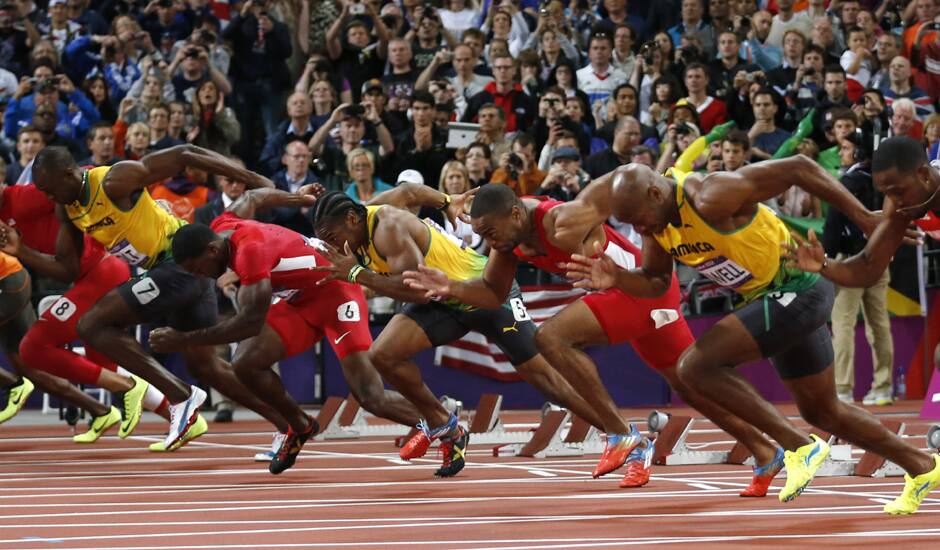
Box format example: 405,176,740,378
593,425,643,478
400,415,457,461
740,447,785,497
619,439,655,488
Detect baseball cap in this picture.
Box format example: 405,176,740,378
361,78,385,96
397,169,424,186
552,146,580,163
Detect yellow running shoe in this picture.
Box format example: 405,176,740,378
118,375,149,438
73,406,121,443
148,414,207,452
884,454,940,515
0,378,34,424
779,433,830,502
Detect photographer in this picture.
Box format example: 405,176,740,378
667,0,715,59
0,3,38,76
535,146,588,202
140,0,191,44
38,0,82,53
326,1,391,102
852,88,890,148
489,133,545,196
166,41,230,104
529,87,589,159
307,102,385,191
709,30,759,101
225,0,293,140
407,3,457,71
3,69,98,141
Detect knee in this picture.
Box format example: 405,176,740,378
796,399,841,431
351,386,386,415
676,349,707,385
534,325,567,357
75,314,98,344
368,347,398,374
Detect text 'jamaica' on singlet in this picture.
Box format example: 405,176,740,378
360,205,488,310
652,169,817,303
65,166,185,269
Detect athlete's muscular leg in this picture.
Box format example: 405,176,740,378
369,314,451,429
341,351,422,427
10,357,111,417
185,341,292,433
786,367,935,476
676,315,812,451
657,365,778,465
512,354,605,430
76,290,191,403
534,301,631,434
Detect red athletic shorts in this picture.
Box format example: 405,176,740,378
40,255,131,338
581,277,694,371
266,280,372,359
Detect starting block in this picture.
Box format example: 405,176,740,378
815,421,905,478
648,411,740,466
929,425,940,451
493,408,605,458
463,393,536,445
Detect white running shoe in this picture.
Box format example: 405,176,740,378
836,391,854,404
254,432,288,462
862,389,894,406
164,386,208,449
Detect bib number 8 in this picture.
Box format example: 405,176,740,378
49,297,77,321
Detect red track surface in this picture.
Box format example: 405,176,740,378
0,403,938,549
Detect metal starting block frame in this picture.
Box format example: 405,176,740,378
814,421,905,478
492,408,605,458
650,414,750,466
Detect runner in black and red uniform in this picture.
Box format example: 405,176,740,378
148,186,420,474
404,181,784,494
0,182,172,445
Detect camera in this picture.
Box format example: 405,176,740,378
198,29,216,45
929,22,940,31
105,44,117,56
344,104,366,117
804,67,815,77
540,7,549,16
350,1,366,15
185,46,200,58
639,41,657,65
507,152,524,180
675,122,693,136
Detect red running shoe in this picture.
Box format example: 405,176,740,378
619,439,654,488
593,426,643,478
740,447,785,497
399,416,457,461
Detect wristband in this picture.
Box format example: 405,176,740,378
438,193,452,211
348,264,366,283
820,255,829,272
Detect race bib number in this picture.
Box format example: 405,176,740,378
696,256,754,289
337,301,361,322
131,277,160,305
49,297,77,321
509,297,531,322
108,239,150,267
769,291,797,308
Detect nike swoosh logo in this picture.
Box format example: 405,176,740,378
334,331,351,344
10,394,21,406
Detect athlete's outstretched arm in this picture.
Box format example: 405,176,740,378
104,145,274,201
149,279,272,351
403,248,519,309
368,183,477,225
564,236,674,298
693,156,877,232
567,169,619,228
227,187,319,220
0,205,83,283
784,205,909,288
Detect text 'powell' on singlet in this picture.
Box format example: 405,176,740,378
652,169,817,302
65,166,185,269
360,205,488,310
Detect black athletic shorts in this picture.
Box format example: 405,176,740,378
402,285,539,366
734,276,835,379
116,259,218,331
0,270,35,354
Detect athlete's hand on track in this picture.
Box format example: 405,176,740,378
314,241,360,284
403,265,452,300
446,187,477,226
148,327,187,353
0,220,22,256
781,229,826,273
562,241,618,290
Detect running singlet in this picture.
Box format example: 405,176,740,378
1,184,106,276
65,166,185,269
211,212,332,301
513,198,639,273
652,169,817,302
913,161,940,240
360,205,488,309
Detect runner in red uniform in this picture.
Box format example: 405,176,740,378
404,182,783,494
149,187,420,474
0,183,171,444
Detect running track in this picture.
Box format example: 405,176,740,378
0,403,937,549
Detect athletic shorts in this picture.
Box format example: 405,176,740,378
37,255,131,347
734,276,835,379
402,285,539,366
0,270,35,354
267,280,372,359
583,283,694,371
116,259,218,331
